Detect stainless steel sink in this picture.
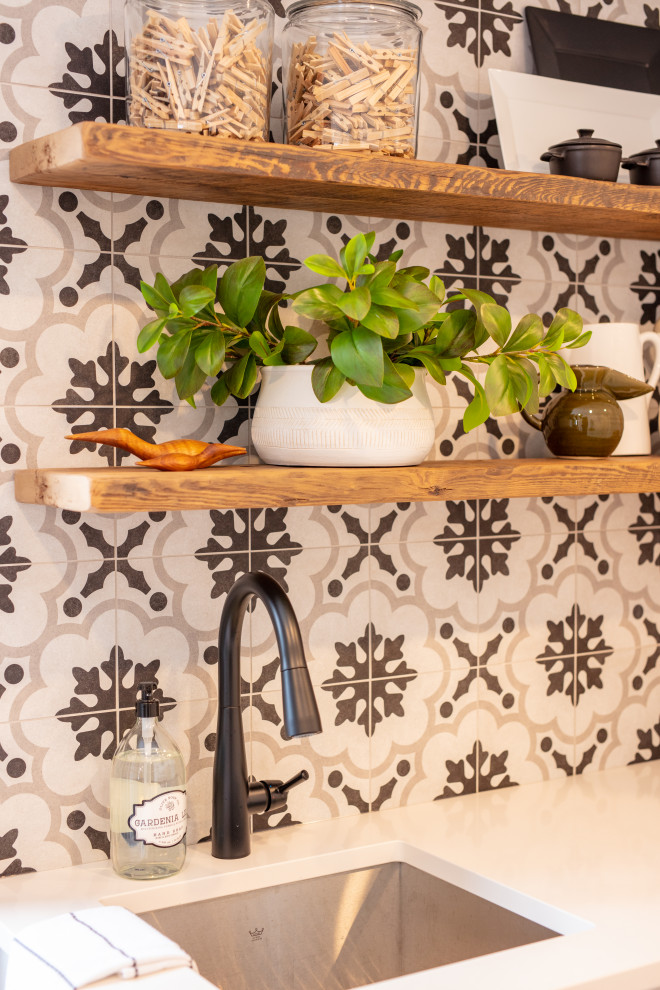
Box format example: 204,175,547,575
139,861,559,990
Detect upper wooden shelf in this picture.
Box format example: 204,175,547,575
10,122,660,240
13,457,660,513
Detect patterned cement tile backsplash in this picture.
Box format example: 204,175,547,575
2,0,660,875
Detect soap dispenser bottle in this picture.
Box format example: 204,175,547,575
110,681,186,880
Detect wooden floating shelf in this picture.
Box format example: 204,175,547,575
13,457,660,513
10,122,660,239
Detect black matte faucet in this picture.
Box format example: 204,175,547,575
212,570,322,859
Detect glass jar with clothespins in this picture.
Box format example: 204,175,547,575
282,0,422,158
124,0,274,140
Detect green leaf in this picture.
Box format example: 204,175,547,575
509,356,539,411
304,254,347,279
311,357,346,402
397,265,430,281
357,353,413,403
565,330,592,349
163,317,195,335
175,350,207,402
225,352,258,399
414,350,446,385
179,285,216,318
481,303,512,349
248,330,271,361
394,280,442,333
537,354,556,397
485,354,519,416
393,363,415,388
370,286,418,310
263,342,285,366
437,309,478,358
248,290,284,334
137,317,167,353
343,233,369,281
543,309,582,351
554,308,584,344
195,331,226,376
157,330,192,379
292,284,346,321
218,256,266,327
364,232,376,255
337,285,371,321
331,326,384,387
268,300,286,341
459,287,497,347
281,326,318,364
506,358,533,409
360,304,400,339
429,275,445,304
438,356,462,372
199,264,218,295
389,248,404,263
462,382,490,432
364,261,396,292
504,313,544,352
141,280,171,313
459,287,497,311
544,351,577,390
210,374,230,406
155,273,178,307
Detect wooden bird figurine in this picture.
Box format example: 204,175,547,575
66,428,246,470
136,444,246,471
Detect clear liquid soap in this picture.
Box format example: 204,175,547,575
110,681,186,880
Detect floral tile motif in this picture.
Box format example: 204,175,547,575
6,0,111,90
369,668,477,809
480,532,577,664
580,662,660,772
18,712,112,858
115,606,212,705
0,790,72,873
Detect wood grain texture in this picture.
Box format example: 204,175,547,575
10,122,660,239
13,458,660,513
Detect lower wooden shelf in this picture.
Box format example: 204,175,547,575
13,457,660,513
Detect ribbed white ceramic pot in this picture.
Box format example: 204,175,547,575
251,365,436,466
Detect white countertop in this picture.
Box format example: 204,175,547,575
2,762,660,990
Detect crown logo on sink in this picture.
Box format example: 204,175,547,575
249,928,264,941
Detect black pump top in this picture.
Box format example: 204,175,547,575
136,681,160,718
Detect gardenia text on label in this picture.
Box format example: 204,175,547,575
129,790,187,848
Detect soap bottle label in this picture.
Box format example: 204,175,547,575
128,789,187,848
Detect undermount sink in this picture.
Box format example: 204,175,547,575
137,856,570,990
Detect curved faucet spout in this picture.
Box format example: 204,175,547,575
212,571,322,859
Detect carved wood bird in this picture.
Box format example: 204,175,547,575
66,428,246,471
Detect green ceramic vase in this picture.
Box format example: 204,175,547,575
520,365,653,457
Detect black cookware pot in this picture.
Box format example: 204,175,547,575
540,128,622,181
621,140,660,185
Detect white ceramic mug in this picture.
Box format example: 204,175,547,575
562,323,660,455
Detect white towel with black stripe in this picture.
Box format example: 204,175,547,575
5,905,200,988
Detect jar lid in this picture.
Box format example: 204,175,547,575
624,139,660,162
547,128,622,151
286,0,422,21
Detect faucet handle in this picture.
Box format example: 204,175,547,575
247,770,310,816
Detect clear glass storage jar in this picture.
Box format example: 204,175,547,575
282,0,422,158
125,0,274,140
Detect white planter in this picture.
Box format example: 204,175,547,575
251,366,436,467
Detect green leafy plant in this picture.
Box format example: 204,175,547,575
137,231,589,431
